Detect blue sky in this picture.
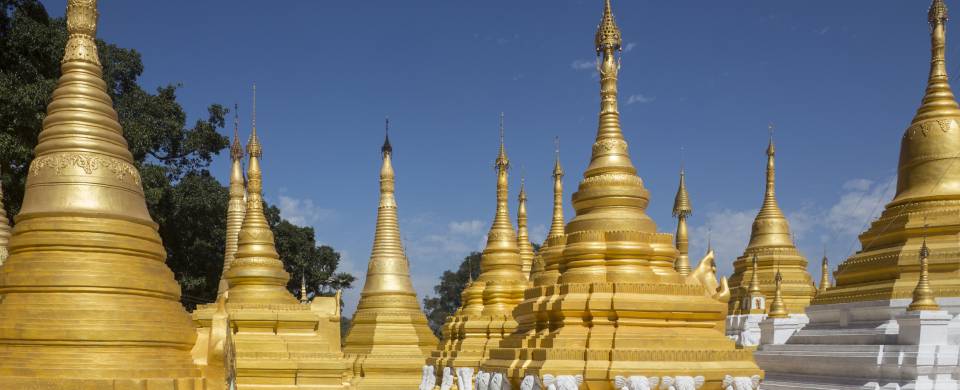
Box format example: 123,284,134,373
41,1,943,314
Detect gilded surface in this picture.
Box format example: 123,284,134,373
673,170,692,276
343,128,438,389
194,103,349,389
0,168,10,266
727,136,816,316
429,114,528,371
517,180,535,279
482,1,761,388
532,143,566,286
0,1,211,387
217,109,246,297
814,0,960,305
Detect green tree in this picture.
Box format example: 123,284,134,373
0,0,354,309
422,251,481,336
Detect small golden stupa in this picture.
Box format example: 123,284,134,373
673,168,693,276
727,132,816,316
814,0,960,305
531,139,566,287
517,179,535,280
429,114,528,370
0,1,223,387
483,1,761,387
193,88,349,389
216,107,247,298
818,250,830,294
343,122,438,389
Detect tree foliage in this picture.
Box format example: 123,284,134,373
422,251,481,336
0,0,353,309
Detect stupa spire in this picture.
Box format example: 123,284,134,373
517,176,535,279
217,103,246,297
0,0,208,385
548,137,565,239
768,268,789,318
224,86,296,304
479,112,523,289
673,166,693,276
344,121,437,385
908,227,940,311
746,124,792,248
300,273,308,304
819,248,830,294
749,254,762,294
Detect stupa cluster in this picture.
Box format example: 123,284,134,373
0,0,958,389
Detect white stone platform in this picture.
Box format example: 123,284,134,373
756,298,960,390
727,313,808,348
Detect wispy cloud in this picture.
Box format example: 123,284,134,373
626,94,655,104
824,177,895,236
570,59,595,71
624,42,637,52
277,195,335,226
817,26,831,35
449,219,485,236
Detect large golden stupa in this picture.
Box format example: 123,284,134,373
343,126,438,389
0,1,225,387
429,115,529,371
727,135,816,316
193,92,349,389
812,0,960,305
482,1,761,388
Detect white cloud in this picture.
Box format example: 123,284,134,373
626,94,655,104
449,219,485,236
624,42,637,52
690,209,757,276
570,59,595,71
824,177,895,236
277,195,334,226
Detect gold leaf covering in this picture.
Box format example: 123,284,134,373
343,124,438,389
0,1,208,387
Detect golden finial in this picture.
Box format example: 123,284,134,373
552,136,564,178
230,103,244,161
382,116,393,156
595,0,622,54
495,112,509,171
768,268,789,318
673,166,692,276
931,0,948,28
749,254,762,294
767,122,775,156
247,84,262,158
912,0,960,124
300,273,308,304
673,166,692,218
63,0,100,65
908,223,940,311
547,137,565,241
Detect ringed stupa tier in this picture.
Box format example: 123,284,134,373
343,123,438,389
517,179,535,280
0,0,222,387
217,106,247,298
193,89,348,389
482,1,761,388
673,168,693,276
756,2,960,388
725,134,816,348
429,114,528,370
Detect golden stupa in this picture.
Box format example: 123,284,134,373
727,133,816,316
517,179,535,280
429,114,528,370
813,0,960,305
343,123,438,389
673,168,693,276
0,1,227,387
193,89,349,389
216,107,247,298
483,1,761,387
531,140,566,287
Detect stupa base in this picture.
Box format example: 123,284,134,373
347,353,432,390
756,299,960,390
